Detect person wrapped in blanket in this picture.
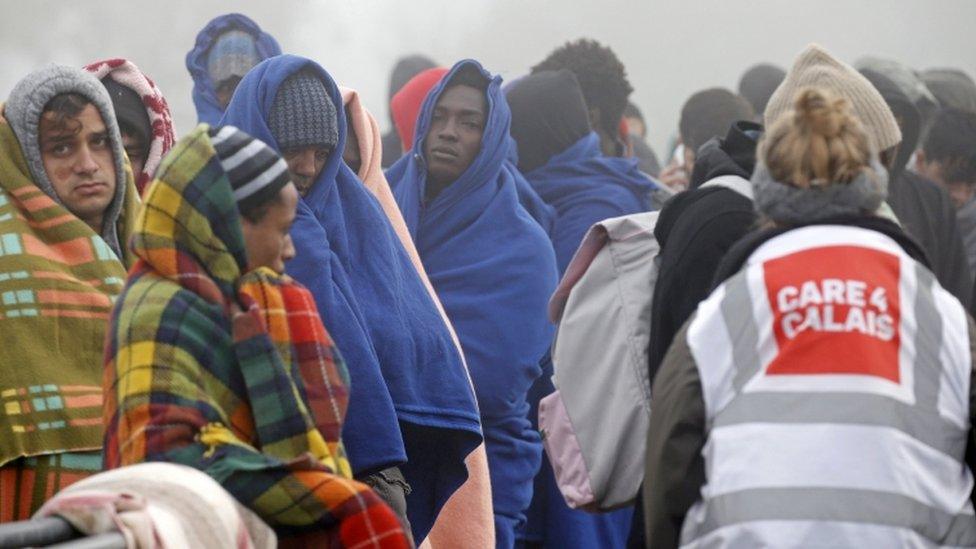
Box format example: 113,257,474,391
101,124,411,548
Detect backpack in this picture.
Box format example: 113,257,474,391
540,211,660,512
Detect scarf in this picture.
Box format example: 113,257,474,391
0,112,137,467
386,59,558,547
103,125,408,547
220,55,482,542
185,13,281,125
85,58,176,196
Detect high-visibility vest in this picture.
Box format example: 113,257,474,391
681,224,976,548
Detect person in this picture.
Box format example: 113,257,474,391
738,63,786,120
387,59,559,548
0,65,139,519
622,101,662,177
856,56,940,128
645,86,976,548
390,67,449,154
85,58,175,195
102,124,410,548
381,54,437,168
532,39,633,158
859,68,973,307
341,83,496,548
922,68,976,114
185,13,281,125
677,88,754,181
506,69,657,548
220,55,483,543
915,108,976,271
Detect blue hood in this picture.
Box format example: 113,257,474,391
186,13,282,125
219,54,482,541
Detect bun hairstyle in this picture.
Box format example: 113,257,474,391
760,87,873,189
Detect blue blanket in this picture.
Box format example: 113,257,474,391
386,59,558,549
185,13,281,125
521,132,656,549
219,55,482,542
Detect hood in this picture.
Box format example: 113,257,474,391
506,69,591,173
922,68,976,113
5,64,130,256
856,56,939,124
388,54,437,106
391,67,448,151
85,58,176,196
861,68,920,181
689,120,762,189
185,13,281,125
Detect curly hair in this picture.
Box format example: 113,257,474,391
532,39,633,135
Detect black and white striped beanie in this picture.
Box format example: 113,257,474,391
209,125,290,213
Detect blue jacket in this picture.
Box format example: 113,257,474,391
387,59,558,548
219,55,482,542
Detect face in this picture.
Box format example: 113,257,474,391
39,104,117,232
342,113,361,174
241,182,299,274
282,146,331,197
215,76,242,110
916,152,975,209
624,116,646,139
121,129,147,176
423,84,486,193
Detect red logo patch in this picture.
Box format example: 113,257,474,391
763,246,901,382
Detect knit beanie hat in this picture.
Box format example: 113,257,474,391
765,44,902,152
209,125,290,214
267,69,339,152
207,29,260,85
101,78,152,151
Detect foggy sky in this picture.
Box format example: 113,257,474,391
2,0,975,156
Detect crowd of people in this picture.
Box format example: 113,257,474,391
1,11,976,549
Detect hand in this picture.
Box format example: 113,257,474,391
657,163,688,193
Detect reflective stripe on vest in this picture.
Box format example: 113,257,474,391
682,225,975,548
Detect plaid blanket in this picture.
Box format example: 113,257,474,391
103,125,409,547
0,107,138,517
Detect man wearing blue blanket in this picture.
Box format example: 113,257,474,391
387,60,559,548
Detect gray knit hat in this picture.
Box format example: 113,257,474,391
268,69,339,152
209,125,290,214
5,64,128,257
765,44,902,152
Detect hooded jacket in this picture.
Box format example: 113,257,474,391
5,64,133,257
381,55,437,168
185,13,281,125
861,69,973,308
387,59,559,549
220,55,482,542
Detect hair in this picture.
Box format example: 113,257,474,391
623,101,644,123
41,93,92,136
760,87,872,189
445,64,489,93
921,107,976,184
531,38,633,135
679,88,754,153
238,188,284,224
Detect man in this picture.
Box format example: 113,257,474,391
381,54,437,168
185,13,281,124
859,68,972,307
391,67,449,155
102,124,410,548
622,101,662,177
677,88,754,180
86,58,175,195
387,60,558,548
220,55,483,544
738,63,786,121
532,39,633,158
915,108,976,271
0,65,138,519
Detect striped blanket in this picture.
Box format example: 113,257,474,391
103,125,409,547
0,109,138,517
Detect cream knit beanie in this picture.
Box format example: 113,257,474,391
764,44,902,152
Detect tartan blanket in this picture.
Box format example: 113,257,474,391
103,125,409,547
0,109,137,469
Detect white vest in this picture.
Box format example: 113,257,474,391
681,225,976,548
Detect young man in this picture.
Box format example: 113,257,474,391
102,124,409,548
915,108,976,271
532,39,633,158
86,58,175,195
185,13,281,125
220,55,483,544
387,59,559,548
0,65,138,519
677,88,754,180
